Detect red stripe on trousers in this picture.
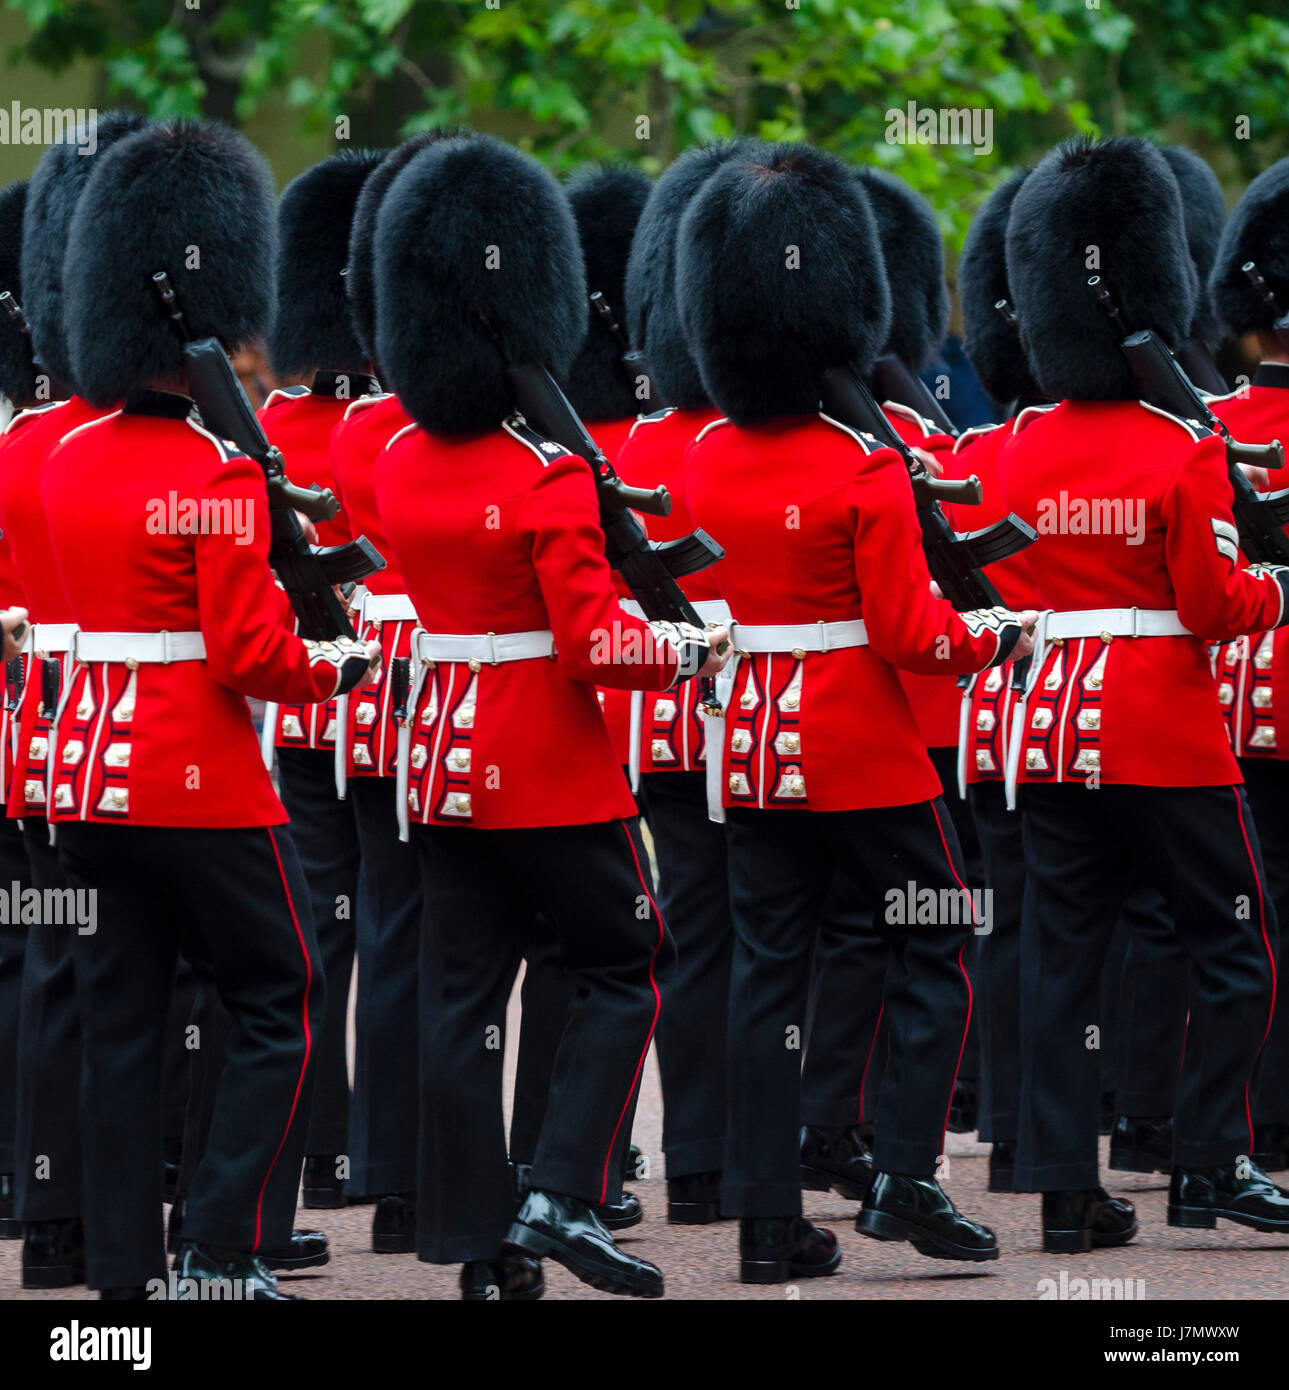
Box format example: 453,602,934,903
931,801,975,1157
1233,788,1277,1155
252,826,315,1251
599,822,664,1204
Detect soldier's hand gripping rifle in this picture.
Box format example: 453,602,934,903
1090,274,1289,565
589,290,662,409
819,363,1036,610
501,357,728,704
151,271,385,639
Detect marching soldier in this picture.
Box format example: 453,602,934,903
614,142,749,1223
46,117,379,1298
678,142,1032,1280
0,111,148,1290
371,132,727,1298
1207,154,1289,1172
0,176,35,1246
1002,136,1289,1247
258,148,386,1225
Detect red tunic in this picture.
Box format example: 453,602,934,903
1208,372,1289,760
329,392,416,781
0,396,105,819
256,382,356,756
42,394,341,827
885,403,964,749
374,418,681,830
997,400,1287,789
683,413,1004,813
600,406,725,775
950,419,1047,788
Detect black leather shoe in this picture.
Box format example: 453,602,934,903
739,1216,841,1284
460,1255,544,1301
1252,1124,1289,1174
1042,1187,1138,1253
1108,1115,1173,1174
988,1140,1016,1193
947,1081,979,1135
176,1241,295,1300
667,1171,721,1224
857,1172,998,1261
800,1124,875,1201
505,1189,663,1298
1168,1161,1289,1232
302,1153,347,1209
260,1228,330,1272
0,1172,19,1238
168,1197,328,1269
596,1190,643,1230
373,1193,415,1253
101,1286,152,1301
21,1217,85,1288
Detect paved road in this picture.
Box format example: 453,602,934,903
6,1013,1289,1300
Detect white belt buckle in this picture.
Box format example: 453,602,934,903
1129,606,1140,639
817,620,829,654
486,631,499,667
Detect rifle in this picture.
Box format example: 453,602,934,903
502,359,727,705
151,271,385,640
1089,274,1289,566
1173,338,1229,396
589,290,662,409
870,353,959,438
819,362,1036,610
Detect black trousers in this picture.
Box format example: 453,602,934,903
799,876,886,1129
347,777,422,1198
160,958,197,1147
0,816,29,1175
636,770,733,1177
412,816,672,1263
1241,757,1289,1128
507,915,570,1168
60,822,324,1289
15,820,82,1221
278,748,359,1157
969,780,1023,1144
1015,783,1276,1192
723,799,975,1217
801,747,981,1135
1113,884,1188,1117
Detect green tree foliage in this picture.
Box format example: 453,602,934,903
6,0,1289,242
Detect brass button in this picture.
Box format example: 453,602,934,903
455,793,471,813
784,733,800,753
1100,630,1114,644
651,740,665,758
728,775,741,793
467,658,482,673
789,776,805,795
784,695,799,710
111,788,127,808
125,657,139,671
791,646,806,659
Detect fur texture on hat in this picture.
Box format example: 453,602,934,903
1211,155,1289,339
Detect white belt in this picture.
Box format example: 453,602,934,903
704,618,868,824
726,618,868,654
413,629,555,666
620,599,731,792
361,592,417,624
1003,607,1190,808
73,630,207,664
395,626,556,842
28,623,77,656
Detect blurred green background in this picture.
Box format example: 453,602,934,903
2,0,1287,249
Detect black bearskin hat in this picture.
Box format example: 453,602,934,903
561,162,652,421
0,181,37,408
268,148,388,379
853,166,950,368
1006,137,1195,401
21,109,150,392
623,139,754,410
959,168,1040,407
1159,146,1226,348
64,120,276,407
676,142,891,424
1211,156,1289,340
373,132,586,434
